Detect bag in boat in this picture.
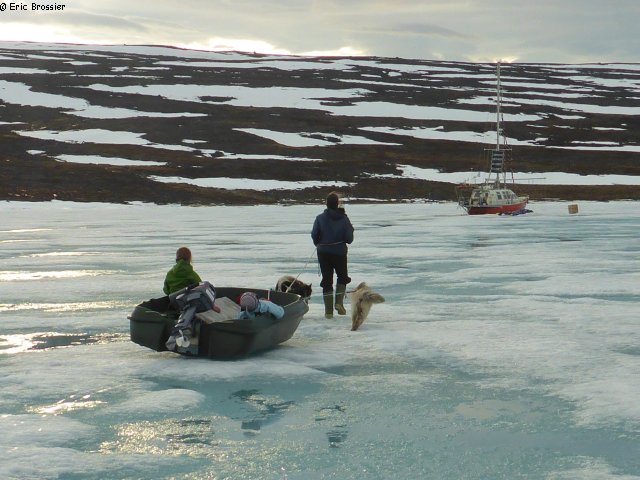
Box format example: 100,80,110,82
166,281,217,354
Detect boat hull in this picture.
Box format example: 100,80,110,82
466,199,528,215
128,287,308,359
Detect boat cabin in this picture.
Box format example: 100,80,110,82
469,188,518,206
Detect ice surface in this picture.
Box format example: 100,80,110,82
0,200,639,479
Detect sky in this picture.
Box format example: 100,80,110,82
0,0,639,63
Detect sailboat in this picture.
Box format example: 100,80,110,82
456,62,529,215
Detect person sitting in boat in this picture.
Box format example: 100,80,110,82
163,246,202,295
237,291,285,320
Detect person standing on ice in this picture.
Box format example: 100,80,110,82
311,191,354,319
163,246,202,295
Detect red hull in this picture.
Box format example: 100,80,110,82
467,200,528,215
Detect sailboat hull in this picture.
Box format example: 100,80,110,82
466,199,528,215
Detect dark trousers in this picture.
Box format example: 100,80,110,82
317,252,351,292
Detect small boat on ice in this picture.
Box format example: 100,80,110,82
456,62,529,215
129,284,308,359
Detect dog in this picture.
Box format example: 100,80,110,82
275,275,312,303
349,282,385,331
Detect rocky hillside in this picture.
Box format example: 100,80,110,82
1,42,639,204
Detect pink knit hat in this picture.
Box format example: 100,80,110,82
239,292,259,312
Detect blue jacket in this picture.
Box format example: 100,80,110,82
238,300,285,320
311,208,354,255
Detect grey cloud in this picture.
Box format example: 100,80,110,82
367,23,470,41
62,12,149,32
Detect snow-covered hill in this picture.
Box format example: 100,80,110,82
1,42,639,204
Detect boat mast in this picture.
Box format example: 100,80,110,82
496,61,501,151
491,60,504,187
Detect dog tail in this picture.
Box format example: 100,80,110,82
363,292,385,304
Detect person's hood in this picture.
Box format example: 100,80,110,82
325,207,346,220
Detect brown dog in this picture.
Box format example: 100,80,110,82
349,282,385,331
